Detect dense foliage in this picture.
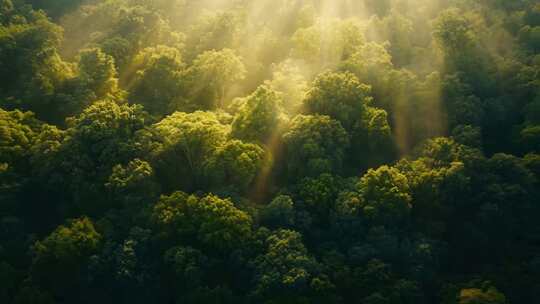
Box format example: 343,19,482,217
1,0,539,303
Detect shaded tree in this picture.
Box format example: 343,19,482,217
30,217,101,300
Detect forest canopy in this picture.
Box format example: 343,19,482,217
1,0,539,303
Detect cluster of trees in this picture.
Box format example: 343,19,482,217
1,0,539,303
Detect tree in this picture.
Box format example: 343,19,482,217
30,217,101,300
185,10,244,60
185,49,246,109
523,153,540,179
282,115,349,180
524,4,540,26
0,108,43,214
433,9,477,58
302,71,395,170
113,4,180,50
204,140,268,193
27,0,85,19
517,4,540,52
76,48,121,100
149,111,228,192
152,192,252,252
433,9,495,97
520,96,540,152
259,195,295,229
341,42,394,91
452,125,482,148
417,137,482,168
264,60,308,114
518,25,540,52
0,0,14,24
49,48,126,121
0,109,41,167
0,8,71,120
163,246,209,293
440,74,485,128
291,19,365,71
458,287,507,304
63,100,148,169
350,106,396,170
367,10,414,66
395,153,470,239
470,153,538,261
231,85,287,143
106,159,160,208
34,101,149,215
291,174,347,227
99,37,132,71
303,71,372,131
129,45,186,115
250,229,335,303
356,166,412,228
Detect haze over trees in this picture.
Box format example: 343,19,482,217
1,0,539,303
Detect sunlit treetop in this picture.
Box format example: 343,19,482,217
303,71,372,130
151,191,253,252
232,85,288,143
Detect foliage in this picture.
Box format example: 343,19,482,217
30,217,101,299
282,114,349,180
152,191,252,252
129,45,185,115
303,71,371,130
1,0,539,303
231,85,287,143
184,49,246,110
204,140,268,192
148,110,228,192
